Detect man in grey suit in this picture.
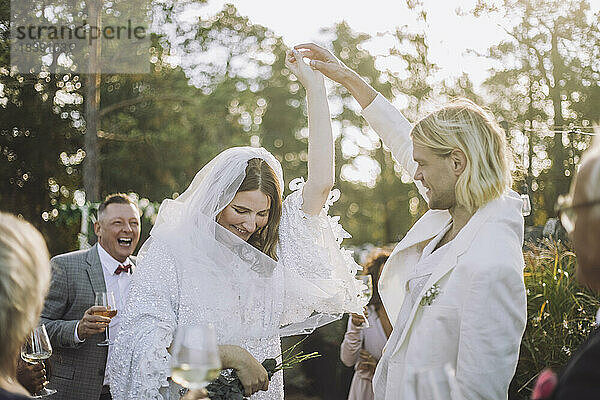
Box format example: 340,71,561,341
42,193,141,400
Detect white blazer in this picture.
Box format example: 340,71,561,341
362,95,527,400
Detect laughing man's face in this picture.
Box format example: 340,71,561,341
94,203,141,263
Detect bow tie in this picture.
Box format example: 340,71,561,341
114,264,132,275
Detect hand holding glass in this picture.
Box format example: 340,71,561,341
94,291,117,346
21,324,57,398
170,325,222,391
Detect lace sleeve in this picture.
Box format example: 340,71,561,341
277,178,365,336
108,239,179,400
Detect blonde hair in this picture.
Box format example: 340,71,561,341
411,98,512,213
0,213,51,375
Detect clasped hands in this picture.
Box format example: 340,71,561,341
357,349,377,375
289,43,352,85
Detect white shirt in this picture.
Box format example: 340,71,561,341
74,244,133,386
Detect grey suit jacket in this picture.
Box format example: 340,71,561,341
41,244,134,400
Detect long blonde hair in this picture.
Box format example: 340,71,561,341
412,98,512,213
0,213,51,375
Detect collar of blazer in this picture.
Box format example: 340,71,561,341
383,190,523,356
86,244,107,294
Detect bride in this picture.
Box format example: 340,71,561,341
108,50,364,400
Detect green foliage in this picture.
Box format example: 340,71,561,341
511,239,599,399
470,0,599,225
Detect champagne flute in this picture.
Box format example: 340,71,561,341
170,324,222,391
357,275,373,328
21,324,57,398
94,291,117,346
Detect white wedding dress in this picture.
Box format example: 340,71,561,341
109,147,364,400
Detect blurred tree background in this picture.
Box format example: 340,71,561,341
3,0,598,252
1,0,600,398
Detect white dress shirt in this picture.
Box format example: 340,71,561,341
97,243,133,386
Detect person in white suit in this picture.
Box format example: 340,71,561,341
293,43,527,400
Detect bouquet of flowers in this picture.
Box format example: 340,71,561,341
206,337,320,400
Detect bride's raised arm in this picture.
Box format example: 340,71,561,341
285,50,334,215
275,51,365,336
294,43,428,202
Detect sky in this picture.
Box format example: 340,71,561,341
194,0,600,86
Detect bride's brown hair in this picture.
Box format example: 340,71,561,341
238,158,282,260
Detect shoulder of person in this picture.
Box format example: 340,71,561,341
459,225,523,278
467,191,523,248
50,246,95,267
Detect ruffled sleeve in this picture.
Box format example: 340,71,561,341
277,178,365,336
108,239,180,400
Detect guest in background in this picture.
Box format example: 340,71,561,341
341,249,392,400
0,212,51,399
532,139,600,400
41,193,141,400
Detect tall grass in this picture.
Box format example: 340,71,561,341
511,239,599,399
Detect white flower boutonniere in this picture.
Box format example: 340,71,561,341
420,283,441,306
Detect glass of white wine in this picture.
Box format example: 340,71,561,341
170,324,222,392
357,275,373,328
21,324,57,398
94,291,117,347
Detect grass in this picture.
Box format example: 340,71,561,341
510,239,599,399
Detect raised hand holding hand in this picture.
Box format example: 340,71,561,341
293,43,350,84
285,49,324,91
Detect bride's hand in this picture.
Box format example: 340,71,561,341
285,49,325,92
220,345,269,396
235,351,269,396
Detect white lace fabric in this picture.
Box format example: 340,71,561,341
279,180,363,332
108,147,364,400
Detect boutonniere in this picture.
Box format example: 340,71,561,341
420,283,441,306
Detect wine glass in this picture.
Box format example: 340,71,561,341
94,291,117,346
357,275,373,328
21,324,57,398
415,363,464,400
170,324,222,391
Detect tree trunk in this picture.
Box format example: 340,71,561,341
83,1,102,202
547,31,569,213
